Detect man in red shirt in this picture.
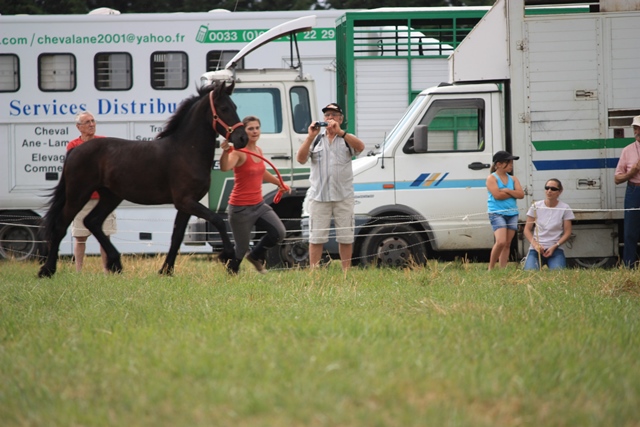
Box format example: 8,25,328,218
66,111,117,272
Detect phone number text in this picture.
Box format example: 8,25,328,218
202,28,335,43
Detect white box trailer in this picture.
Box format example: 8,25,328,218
322,0,639,267
0,9,344,260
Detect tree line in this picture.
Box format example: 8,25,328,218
1,0,495,15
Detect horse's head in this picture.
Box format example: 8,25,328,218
209,81,248,149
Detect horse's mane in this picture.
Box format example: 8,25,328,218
156,84,217,139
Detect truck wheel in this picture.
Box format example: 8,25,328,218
0,222,40,261
359,224,427,268
266,232,310,268
567,257,617,269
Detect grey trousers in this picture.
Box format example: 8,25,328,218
228,201,286,260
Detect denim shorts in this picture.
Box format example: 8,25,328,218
488,213,518,232
523,248,566,270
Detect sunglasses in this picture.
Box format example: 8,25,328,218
544,186,560,192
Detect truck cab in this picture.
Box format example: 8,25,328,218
307,83,505,267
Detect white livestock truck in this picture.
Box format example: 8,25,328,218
317,0,640,268
0,9,344,260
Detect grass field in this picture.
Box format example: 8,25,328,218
1,255,639,427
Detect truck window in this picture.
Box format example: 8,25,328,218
231,88,283,134
95,52,132,91
0,54,19,92
290,86,311,134
206,51,243,71
405,98,485,153
150,51,188,90
38,53,76,92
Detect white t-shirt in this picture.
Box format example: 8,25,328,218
526,200,575,249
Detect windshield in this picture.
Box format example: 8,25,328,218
232,88,282,133
381,94,428,152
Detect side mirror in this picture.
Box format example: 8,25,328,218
414,124,428,153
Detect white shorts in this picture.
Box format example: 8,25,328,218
71,199,117,238
308,198,355,244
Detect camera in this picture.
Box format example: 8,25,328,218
314,121,328,128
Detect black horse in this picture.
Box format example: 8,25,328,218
38,81,248,278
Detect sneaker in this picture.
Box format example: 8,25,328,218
246,253,267,274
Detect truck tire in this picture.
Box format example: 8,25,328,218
0,221,41,261
266,232,310,268
567,257,617,269
359,224,427,268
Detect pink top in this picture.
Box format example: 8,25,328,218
229,149,265,206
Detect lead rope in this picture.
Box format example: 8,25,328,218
227,147,289,204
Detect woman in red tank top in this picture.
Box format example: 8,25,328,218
219,116,290,274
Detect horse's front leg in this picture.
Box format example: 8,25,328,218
159,210,190,275
174,201,235,264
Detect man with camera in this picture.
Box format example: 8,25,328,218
296,103,365,271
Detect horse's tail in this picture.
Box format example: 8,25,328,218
40,172,67,245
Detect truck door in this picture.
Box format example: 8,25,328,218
393,93,497,251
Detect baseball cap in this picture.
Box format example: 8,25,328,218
632,115,640,127
493,150,519,163
322,103,343,114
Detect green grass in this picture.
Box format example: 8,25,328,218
1,255,639,426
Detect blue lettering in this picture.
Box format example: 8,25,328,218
90,98,178,116
8,100,85,116
156,99,166,114
9,100,21,116
99,99,112,115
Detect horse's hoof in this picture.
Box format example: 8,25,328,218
38,267,55,278
107,258,123,274
107,265,123,274
217,250,235,264
225,258,241,275
158,265,174,276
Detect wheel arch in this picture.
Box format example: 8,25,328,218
0,209,44,261
263,187,310,268
354,204,436,256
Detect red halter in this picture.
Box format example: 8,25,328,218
209,89,244,140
